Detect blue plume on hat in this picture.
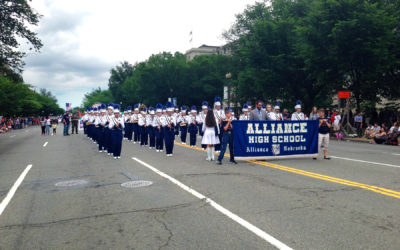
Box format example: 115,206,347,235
214,96,222,103
149,107,154,111
113,104,120,111
181,105,187,111
243,104,248,109
201,101,208,109
262,103,266,108
166,102,173,108
275,101,280,107
296,100,302,105
247,101,252,106
134,104,139,110
162,105,166,110
156,103,163,109
191,105,196,111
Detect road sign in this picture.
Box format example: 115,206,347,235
338,91,351,99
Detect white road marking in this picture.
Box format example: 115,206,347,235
9,135,15,138
43,142,48,147
331,156,400,168
132,157,292,250
392,153,400,156
0,164,33,216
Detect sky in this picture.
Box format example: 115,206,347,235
22,0,258,108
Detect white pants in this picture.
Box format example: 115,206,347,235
318,133,329,150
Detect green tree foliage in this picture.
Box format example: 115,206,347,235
0,76,63,117
224,0,400,111
109,52,234,107
108,61,134,103
0,0,43,75
82,87,114,108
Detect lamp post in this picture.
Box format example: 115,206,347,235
225,73,232,107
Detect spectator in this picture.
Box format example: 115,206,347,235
45,116,51,135
333,112,341,139
63,111,70,136
309,107,319,120
52,119,57,135
40,117,46,135
71,112,80,134
373,128,387,144
314,108,331,160
386,122,399,145
354,112,363,137
364,124,374,139
217,108,237,165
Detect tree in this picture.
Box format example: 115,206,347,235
0,0,43,75
0,76,63,116
82,87,114,108
108,61,134,102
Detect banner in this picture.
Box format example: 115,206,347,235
232,120,319,160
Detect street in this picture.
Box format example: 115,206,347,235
0,127,399,250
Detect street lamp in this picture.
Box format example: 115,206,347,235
226,73,232,107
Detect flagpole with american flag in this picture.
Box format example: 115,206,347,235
66,103,72,112
189,30,193,48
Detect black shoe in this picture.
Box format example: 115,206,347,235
230,160,237,164
216,161,222,165
313,157,317,160
324,157,331,160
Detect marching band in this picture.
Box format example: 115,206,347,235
81,98,306,159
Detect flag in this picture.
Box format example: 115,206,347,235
189,31,192,36
66,103,72,111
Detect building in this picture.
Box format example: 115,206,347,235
185,44,231,61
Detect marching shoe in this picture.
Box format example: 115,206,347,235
118,156,121,159
114,157,117,159
99,150,102,153
108,153,111,156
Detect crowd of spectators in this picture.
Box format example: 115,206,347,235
0,116,41,134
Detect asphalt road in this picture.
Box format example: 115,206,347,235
0,127,399,249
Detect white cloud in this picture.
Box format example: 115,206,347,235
23,0,257,108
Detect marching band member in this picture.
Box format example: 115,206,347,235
123,108,129,140
154,104,165,152
125,106,133,141
95,104,107,152
188,106,198,147
197,101,208,150
291,100,305,121
138,107,148,146
246,101,252,111
147,107,156,149
178,106,188,144
132,104,140,143
269,102,283,121
266,104,273,120
162,102,177,157
86,108,94,140
82,107,90,136
202,109,219,161
239,104,250,120
109,104,124,159
105,103,114,155
262,103,266,112
213,97,224,152
174,106,180,136
89,108,97,143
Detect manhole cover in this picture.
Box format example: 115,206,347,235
121,180,153,189
55,180,88,187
